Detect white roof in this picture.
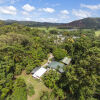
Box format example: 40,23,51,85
61,57,71,65
32,67,47,79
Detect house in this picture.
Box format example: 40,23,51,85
31,67,47,79
68,29,78,31
61,57,71,65
57,34,62,38
48,61,64,73
72,36,80,39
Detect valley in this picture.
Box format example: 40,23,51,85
0,18,100,100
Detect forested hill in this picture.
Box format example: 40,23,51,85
3,17,100,29
4,20,62,27
58,17,100,29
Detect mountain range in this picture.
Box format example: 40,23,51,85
59,17,100,29
1,17,100,29
4,20,62,27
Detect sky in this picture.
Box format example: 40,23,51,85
0,0,100,23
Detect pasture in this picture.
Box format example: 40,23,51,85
95,30,100,37
32,27,69,32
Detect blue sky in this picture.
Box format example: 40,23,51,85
0,0,100,23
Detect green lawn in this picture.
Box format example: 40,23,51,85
16,71,51,100
41,59,48,66
32,27,69,33
95,30,100,37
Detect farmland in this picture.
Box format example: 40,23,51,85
95,30,100,37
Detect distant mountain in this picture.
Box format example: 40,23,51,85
58,17,100,29
2,17,100,29
4,20,62,27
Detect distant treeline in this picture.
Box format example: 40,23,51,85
1,17,100,29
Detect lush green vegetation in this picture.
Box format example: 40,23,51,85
53,48,67,60
0,23,53,100
95,30,100,37
42,29,100,100
0,22,99,100
5,20,60,27
16,71,51,100
11,78,27,100
43,70,60,88
27,84,35,96
4,18,100,29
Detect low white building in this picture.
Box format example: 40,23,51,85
31,67,47,79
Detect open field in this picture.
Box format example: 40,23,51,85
95,30,100,37
16,71,51,100
32,27,69,32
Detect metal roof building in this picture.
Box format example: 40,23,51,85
31,67,41,74
48,61,64,73
31,67,47,79
61,57,71,65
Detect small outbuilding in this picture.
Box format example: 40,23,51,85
61,57,71,65
48,61,64,73
31,67,47,79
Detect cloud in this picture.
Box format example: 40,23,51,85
22,4,35,12
81,4,100,10
0,0,4,3
0,17,5,20
60,15,70,19
52,3,60,7
0,0,19,4
39,18,58,22
45,3,60,7
61,10,69,15
24,17,31,21
22,11,29,16
72,9,91,18
39,8,55,13
10,0,19,4
0,6,17,15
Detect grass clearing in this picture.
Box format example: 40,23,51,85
32,27,69,32
41,59,48,66
16,71,51,100
95,30,100,37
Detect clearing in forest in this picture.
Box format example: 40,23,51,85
95,30,100,37
16,71,51,100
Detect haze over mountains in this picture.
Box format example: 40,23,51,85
2,17,100,29
4,19,62,27
60,17,100,29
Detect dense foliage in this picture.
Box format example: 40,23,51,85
11,78,27,100
0,22,99,100
0,23,54,100
43,70,60,88
43,29,100,100
27,84,35,96
53,48,67,60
